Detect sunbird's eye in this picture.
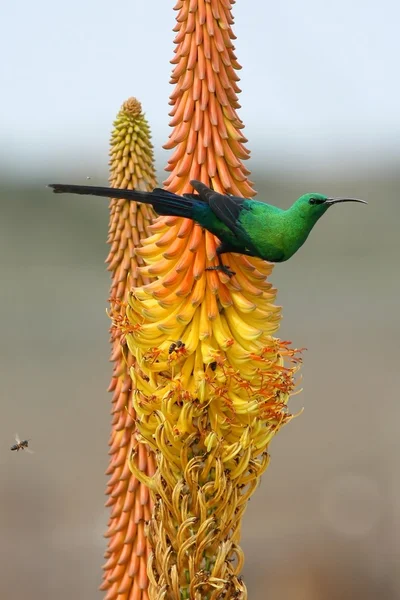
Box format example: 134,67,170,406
309,197,325,205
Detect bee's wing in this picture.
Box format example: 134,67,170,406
15,433,20,443
24,447,34,454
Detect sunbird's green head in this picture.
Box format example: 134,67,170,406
293,192,367,222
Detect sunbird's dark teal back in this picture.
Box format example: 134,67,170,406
49,180,366,269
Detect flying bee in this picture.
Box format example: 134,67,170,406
10,434,33,453
168,342,177,354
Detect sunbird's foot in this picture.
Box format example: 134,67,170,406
206,265,236,277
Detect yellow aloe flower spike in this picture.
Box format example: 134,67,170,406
118,3,301,599
101,97,157,600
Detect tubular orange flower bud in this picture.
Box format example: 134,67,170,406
102,98,157,600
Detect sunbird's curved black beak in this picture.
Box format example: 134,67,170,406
325,197,367,205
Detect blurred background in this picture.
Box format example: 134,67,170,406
1,1,399,598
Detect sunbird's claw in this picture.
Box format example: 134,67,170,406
206,265,236,278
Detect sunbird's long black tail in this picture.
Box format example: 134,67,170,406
48,184,196,220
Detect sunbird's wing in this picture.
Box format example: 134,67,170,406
190,180,259,255
208,194,246,233
190,180,244,231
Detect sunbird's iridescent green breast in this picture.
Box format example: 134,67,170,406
49,179,366,271
236,193,334,262
201,196,331,263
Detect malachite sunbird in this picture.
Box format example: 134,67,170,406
49,180,366,275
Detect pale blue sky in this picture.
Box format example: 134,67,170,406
1,0,399,176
